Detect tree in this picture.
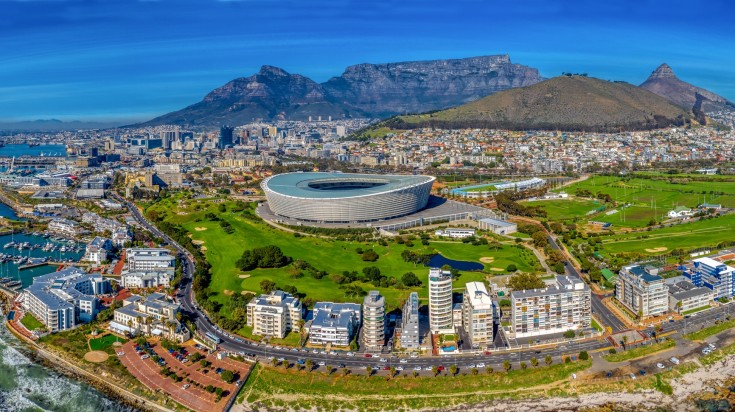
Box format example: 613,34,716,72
259,280,277,294
545,355,553,366
221,370,236,384
449,365,458,376
471,368,479,375
563,329,576,339
503,360,512,372
531,231,548,248
305,359,313,371
506,264,517,272
361,250,379,262
579,351,589,361
432,365,439,376
271,358,279,367
507,272,545,291
366,366,373,376
530,357,539,367
622,335,629,350
389,366,397,378
401,272,422,287
520,362,527,370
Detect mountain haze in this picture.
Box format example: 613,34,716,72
384,76,695,132
138,55,543,126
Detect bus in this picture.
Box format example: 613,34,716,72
205,332,222,344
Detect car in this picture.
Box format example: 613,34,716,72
656,363,666,369
467,364,476,368
410,353,419,358
312,350,320,354
319,350,327,355
235,338,243,343
117,352,125,356
629,373,637,380
399,359,408,364
181,358,188,363
708,343,716,350
437,366,445,371
291,348,299,352
182,384,190,390
296,359,305,365
277,357,286,362
639,369,647,376
379,358,387,363
275,346,282,350
414,366,423,371
346,352,355,357
605,372,612,378
382,366,390,371
424,366,432,371
572,373,577,380
302,349,310,353
371,366,380,371
364,354,373,358
395,366,404,371
140,355,149,360
476,363,485,368
702,348,711,355
339,364,346,368
318,361,326,366
670,357,680,365
484,351,492,355
329,352,337,356
238,351,245,356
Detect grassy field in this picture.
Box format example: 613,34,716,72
238,360,591,411
147,196,541,311
20,313,44,331
89,334,128,351
684,318,735,341
521,198,603,221
603,339,675,362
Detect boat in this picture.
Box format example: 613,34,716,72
6,281,21,288
3,242,15,249
0,277,11,284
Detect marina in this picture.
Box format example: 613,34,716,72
0,232,84,289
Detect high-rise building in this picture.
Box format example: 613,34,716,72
615,265,668,318
219,125,234,149
462,282,494,348
428,268,454,334
246,290,303,339
511,276,591,338
362,290,385,350
399,292,420,349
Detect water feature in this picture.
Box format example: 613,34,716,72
0,233,84,288
0,203,22,221
0,144,67,158
0,307,135,412
427,254,484,271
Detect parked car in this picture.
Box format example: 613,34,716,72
639,369,647,376
629,373,637,380
656,363,666,369
379,358,387,363
399,359,408,364
346,352,355,357
182,384,190,390
414,366,422,371
670,357,680,365
317,361,326,366
395,366,404,371
476,363,486,368
364,354,372,358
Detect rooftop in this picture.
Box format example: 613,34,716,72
263,172,434,199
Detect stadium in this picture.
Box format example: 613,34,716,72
261,172,436,223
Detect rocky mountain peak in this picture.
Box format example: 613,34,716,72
258,65,290,77
647,63,677,80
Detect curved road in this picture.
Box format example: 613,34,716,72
119,195,732,372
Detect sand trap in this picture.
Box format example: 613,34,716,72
223,290,234,296
191,240,205,245
241,290,256,296
645,247,668,253
200,246,207,252
480,257,495,263
194,227,208,231
490,267,505,272
84,351,109,363
238,274,251,279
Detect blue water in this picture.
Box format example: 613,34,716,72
0,233,84,287
0,203,22,221
442,346,456,352
0,144,67,158
427,254,484,271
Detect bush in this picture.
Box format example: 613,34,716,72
401,272,422,287
506,264,517,272
361,250,379,262
579,351,589,361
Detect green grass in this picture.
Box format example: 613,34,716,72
20,313,44,331
89,334,128,351
682,305,711,316
521,198,603,221
699,340,735,366
684,317,735,341
146,198,541,312
591,318,602,332
463,184,497,193
602,339,675,362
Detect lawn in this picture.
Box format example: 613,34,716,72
521,198,603,221
684,318,735,341
147,197,541,311
682,305,711,316
603,339,675,362
20,313,44,331
89,334,128,351
239,360,591,411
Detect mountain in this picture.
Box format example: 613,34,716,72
138,55,543,126
640,64,735,114
382,76,695,132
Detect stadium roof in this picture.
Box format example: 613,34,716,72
263,172,434,199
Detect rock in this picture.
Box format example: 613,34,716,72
640,63,735,114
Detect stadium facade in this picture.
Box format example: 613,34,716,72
261,172,435,223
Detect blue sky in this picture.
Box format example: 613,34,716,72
0,0,733,123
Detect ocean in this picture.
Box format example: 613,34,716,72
0,144,67,158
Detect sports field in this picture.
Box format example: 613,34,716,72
147,196,541,310
521,198,603,221
89,334,127,351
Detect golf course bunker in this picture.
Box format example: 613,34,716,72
238,274,251,279
84,351,109,363
645,247,668,253
192,240,205,245
194,227,208,231
480,257,495,263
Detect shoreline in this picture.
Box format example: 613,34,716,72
3,317,177,412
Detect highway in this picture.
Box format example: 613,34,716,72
118,195,733,373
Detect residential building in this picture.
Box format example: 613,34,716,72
246,290,303,339
511,276,591,338
667,279,713,313
684,257,735,299
615,265,668,318
308,302,361,346
435,228,476,238
477,218,518,235
428,268,454,334
398,292,420,349
112,292,190,342
21,268,109,332
48,218,82,237
668,206,694,218
361,290,385,351
83,236,111,265
125,248,175,271
112,227,131,247
120,271,173,289
462,282,494,348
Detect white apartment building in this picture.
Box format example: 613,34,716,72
615,265,668,318
399,292,420,349
510,276,591,338
83,237,111,265
428,268,454,334
246,290,302,339
112,293,190,342
361,290,385,351
125,248,175,271
308,302,361,346
48,218,82,237
667,279,713,313
462,282,494,348
120,271,172,289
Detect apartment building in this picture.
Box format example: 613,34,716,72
308,302,361,346
125,248,175,271
615,265,668,318
361,290,385,351
428,268,454,334
511,276,591,338
83,236,111,265
246,290,303,339
48,218,82,237
120,271,172,289
112,292,190,342
21,268,109,332
399,292,420,349
684,257,735,299
462,282,495,348
667,279,713,313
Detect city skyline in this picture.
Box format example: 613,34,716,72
1,0,733,123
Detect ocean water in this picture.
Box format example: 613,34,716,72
0,144,67,158
0,313,137,412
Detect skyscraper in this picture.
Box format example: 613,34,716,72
219,125,234,149
428,268,453,334
361,290,385,351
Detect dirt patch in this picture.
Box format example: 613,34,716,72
490,267,505,272
191,240,205,245
238,274,251,279
84,351,109,363
194,227,208,231
645,247,668,253
112,341,123,347
480,257,495,263
200,246,207,252
241,290,256,296
223,290,234,296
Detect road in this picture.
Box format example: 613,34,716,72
117,194,732,372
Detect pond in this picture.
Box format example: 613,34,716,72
427,254,483,271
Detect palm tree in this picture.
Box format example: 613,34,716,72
449,365,458,376
305,359,313,372
471,368,478,375
545,355,553,366
365,366,373,376
531,357,539,367
271,357,279,367
431,365,439,376
622,335,628,350
503,360,511,372
389,366,396,378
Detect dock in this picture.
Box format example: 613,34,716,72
19,262,48,270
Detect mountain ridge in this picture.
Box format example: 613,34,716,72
640,63,735,114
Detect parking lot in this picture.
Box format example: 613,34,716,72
117,340,251,412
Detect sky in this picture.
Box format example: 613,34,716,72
0,0,733,123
